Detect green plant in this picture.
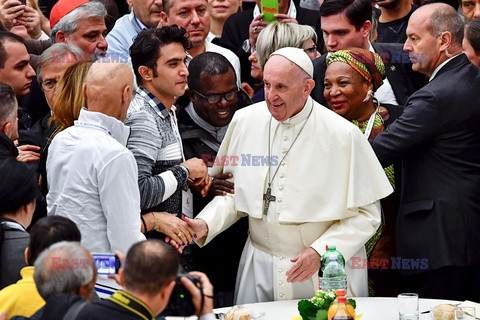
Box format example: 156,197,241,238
297,290,356,320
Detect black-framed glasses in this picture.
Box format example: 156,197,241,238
304,45,318,54
40,79,58,92
192,88,239,104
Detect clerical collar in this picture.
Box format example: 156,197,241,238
275,96,314,126
109,290,155,320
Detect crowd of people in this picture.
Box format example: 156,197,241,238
0,0,479,318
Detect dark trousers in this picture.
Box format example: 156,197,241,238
401,266,480,301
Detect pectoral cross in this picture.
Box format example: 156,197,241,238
263,187,276,215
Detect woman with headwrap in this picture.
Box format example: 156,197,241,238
323,48,399,296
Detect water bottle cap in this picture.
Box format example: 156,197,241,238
329,244,336,250
338,296,347,303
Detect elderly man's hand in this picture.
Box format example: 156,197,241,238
286,247,320,283
181,271,214,316
0,0,25,30
16,144,40,162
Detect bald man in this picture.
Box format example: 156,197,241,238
372,3,480,301
46,62,146,255
186,48,392,303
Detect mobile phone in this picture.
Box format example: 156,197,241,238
260,0,278,22
92,254,120,275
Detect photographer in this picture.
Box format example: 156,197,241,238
76,239,215,320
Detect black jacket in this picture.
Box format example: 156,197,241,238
0,131,18,159
372,54,480,274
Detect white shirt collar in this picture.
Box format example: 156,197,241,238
429,54,462,81
74,108,131,146
253,0,297,19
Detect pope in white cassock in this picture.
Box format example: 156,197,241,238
185,47,393,304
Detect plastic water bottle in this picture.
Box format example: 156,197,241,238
320,245,347,293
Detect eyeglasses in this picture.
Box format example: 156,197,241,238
40,79,58,92
304,45,318,54
192,89,239,104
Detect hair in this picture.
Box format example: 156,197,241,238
0,32,24,69
51,61,92,135
187,52,236,91
34,241,94,300
163,0,174,15
466,18,480,55
92,0,120,33
319,0,372,30
50,2,107,44
0,82,17,127
426,4,464,47
0,158,37,214
256,22,318,69
130,26,192,86
124,240,179,297
27,215,81,266
36,43,85,82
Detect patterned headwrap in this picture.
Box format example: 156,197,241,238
326,49,386,92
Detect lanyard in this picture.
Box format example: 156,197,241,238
109,290,155,320
363,106,379,139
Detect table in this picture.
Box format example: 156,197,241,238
214,297,460,319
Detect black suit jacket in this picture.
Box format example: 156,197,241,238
372,54,480,274
219,5,321,85
311,43,427,108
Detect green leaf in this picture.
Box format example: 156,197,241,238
298,300,319,320
348,298,357,309
316,309,328,320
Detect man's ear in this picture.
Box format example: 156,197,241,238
438,31,452,52
138,66,153,83
360,20,372,39
55,30,67,43
304,78,315,96
118,267,126,287
1,122,11,136
161,280,176,302
122,85,131,104
160,12,169,26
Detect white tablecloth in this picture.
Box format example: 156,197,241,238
214,297,460,320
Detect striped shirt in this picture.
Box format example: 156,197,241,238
125,87,188,215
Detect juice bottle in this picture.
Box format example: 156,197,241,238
328,296,355,320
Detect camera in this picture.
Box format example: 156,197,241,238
92,254,120,275
162,273,201,317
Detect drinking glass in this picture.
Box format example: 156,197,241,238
454,307,476,320
398,293,419,320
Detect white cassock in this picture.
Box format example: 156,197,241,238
196,97,393,304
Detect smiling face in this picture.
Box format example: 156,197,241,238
323,61,372,121
0,40,36,96
263,55,314,122
190,69,238,127
131,0,163,28
162,0,210,47
207,0,240,21
320,13,370,52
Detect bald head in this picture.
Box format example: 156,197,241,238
84,62,134,121
414,3,464,48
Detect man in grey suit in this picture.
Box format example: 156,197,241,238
372,3,480,301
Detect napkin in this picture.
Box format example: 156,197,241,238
459,301,480,319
